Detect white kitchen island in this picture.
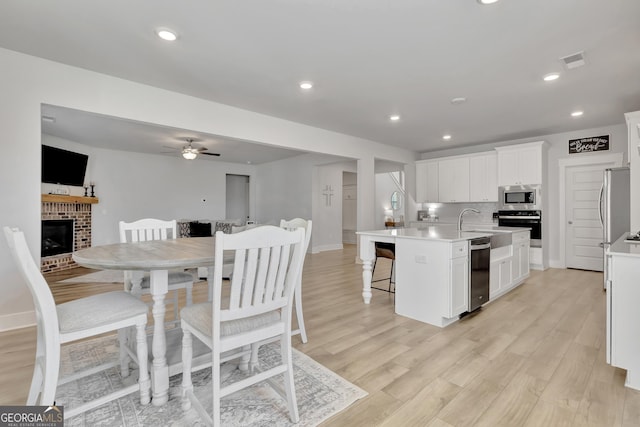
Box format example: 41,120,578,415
606,233,640,391
357,225,530,327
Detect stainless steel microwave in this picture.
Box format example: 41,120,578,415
498,185,541,210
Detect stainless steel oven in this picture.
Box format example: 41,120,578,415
498,185,541,210
498,210,542,248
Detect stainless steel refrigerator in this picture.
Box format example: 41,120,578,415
599,166,630,290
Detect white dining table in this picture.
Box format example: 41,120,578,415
72,236,215,406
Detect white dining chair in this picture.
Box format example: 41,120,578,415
279,217,312,343
180,225,306,426
119,218,195,322
3,226,150,418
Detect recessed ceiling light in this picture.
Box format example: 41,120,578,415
477,0,499,4
299,81,313,90
389,115,401,122
543,73,560,82
156,29,177,41
451,97,467,105
442,134,452,140
571,110,584,117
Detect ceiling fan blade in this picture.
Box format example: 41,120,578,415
162,145,179,150
200,152,221,156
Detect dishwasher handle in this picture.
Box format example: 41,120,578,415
470,243,491,250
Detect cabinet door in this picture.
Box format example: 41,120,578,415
416,161,438,202
513,241,530,282
497,144,543,186
517,147,542,185
469,153,498,202
490,257,512,297
497,150,521,186
438,157,470,203
449,255,469,317
499,258,512,291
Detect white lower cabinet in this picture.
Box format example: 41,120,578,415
607,245,640,390
490,256,512,299
395,238,469,328
449,252,469,318
511,231,530,283
489,231,530,300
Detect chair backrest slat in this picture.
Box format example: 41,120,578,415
214,226,305,326
119,218,176,244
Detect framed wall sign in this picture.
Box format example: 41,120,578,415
568,135,609,154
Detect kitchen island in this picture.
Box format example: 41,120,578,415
605,233,640,390
357,225,530,327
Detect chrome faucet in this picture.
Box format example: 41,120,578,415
458,208,480,231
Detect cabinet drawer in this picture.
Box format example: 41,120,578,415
452,241,469,258
512,231,530,243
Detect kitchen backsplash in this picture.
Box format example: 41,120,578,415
418,202,498,224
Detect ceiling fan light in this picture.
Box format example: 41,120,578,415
182,149,197,160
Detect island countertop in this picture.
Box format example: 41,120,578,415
608,232,640,258
356,224,530,243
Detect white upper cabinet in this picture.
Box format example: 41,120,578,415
415,160,438,203
469,153,498,202
495,141,545,186
438,157,470,203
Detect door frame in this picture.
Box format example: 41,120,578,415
558,152,623,268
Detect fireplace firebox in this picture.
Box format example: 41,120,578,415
42,219,74,257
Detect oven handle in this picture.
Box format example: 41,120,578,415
498,215,541,220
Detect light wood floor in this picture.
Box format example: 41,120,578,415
2,244,640,426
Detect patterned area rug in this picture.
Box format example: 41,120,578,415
56,336,367,426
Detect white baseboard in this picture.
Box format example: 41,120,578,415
0,310,35,332
312,244,343,254
548,259,564,269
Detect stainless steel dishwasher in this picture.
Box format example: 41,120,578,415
469,236,491,312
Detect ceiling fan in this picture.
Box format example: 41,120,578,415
164,138,221,160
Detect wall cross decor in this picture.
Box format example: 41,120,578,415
322,184,334,207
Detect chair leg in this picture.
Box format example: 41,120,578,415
135,322,151,405
118,328,131,378
40,347,60,407
212,345,222,427
280,333,299,423
389,260,395,292
27,358,44,405
170,290,178,321
27,330,45,405
294,281,308,343
186,283,193,307
181,329,193,411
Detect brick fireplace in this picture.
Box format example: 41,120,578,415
40,195,98,273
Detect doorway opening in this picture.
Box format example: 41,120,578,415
226,174,250,224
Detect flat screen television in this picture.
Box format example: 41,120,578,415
41,145,89,187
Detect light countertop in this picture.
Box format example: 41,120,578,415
357,224,530,243
608,232,640,258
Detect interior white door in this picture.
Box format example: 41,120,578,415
565,164,607,271
226,174,250,223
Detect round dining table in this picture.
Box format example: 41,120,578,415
72,236,215,406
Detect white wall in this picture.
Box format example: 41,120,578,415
0,47,415,330
44,135,256,245
313,161,358,252
420,123,628,267
627,111,640,232
375,173,403,229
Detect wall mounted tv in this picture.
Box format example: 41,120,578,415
41,145,89,187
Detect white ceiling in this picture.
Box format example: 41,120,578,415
3,0,640,156
40,105,309,165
